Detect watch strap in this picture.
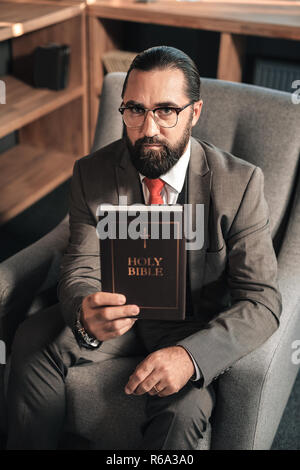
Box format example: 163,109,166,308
73,307,101,349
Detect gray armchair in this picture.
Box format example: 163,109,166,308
0,73,299,449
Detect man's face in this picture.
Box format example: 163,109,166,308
123,68,202,179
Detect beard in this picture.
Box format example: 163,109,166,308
125,119,192,179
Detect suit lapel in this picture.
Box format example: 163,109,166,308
188,138,212,314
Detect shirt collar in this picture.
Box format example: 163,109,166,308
139,139,191,194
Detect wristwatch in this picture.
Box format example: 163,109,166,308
73,307,101,349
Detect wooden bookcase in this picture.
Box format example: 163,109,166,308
0,1,88,224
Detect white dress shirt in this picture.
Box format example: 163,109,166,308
138,139,202,382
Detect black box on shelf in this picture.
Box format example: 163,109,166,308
33,43,70,91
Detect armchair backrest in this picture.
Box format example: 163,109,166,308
91,72,125,152
92,72,300,243
193,79,300,240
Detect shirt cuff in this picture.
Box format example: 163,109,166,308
178,345,202,381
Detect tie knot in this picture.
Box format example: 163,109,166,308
143,177,165,204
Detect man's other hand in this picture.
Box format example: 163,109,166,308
81,292,139,341
124,346,195,397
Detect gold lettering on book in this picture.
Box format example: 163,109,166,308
128,257,164,276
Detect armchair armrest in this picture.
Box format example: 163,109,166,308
0,215,69,322
211,180,300,450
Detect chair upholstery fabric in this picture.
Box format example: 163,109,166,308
0,73,299,449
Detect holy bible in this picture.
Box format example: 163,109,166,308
97,204,186,321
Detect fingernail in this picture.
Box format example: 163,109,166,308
118,295,126,304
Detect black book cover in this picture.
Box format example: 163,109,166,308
97,205,186,321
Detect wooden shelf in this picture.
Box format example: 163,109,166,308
0,25,13,42
0,1,84,41
0,143,78,223
0,75,84,139
0,2,88,224
88,0,300,40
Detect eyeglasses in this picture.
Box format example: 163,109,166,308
118,102,194,129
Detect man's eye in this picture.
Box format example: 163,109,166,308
157,107,174,116
129,106,145,115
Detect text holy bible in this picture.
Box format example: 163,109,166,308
97,205,186,321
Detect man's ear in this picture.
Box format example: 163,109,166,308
192,100,203,127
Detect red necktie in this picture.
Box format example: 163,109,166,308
143,177,165,204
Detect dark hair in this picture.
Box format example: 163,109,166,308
121,46,201,102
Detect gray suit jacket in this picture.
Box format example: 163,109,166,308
57,137,282,388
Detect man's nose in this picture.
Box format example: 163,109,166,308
141,111,160,137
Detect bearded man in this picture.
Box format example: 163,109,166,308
6,46,281,450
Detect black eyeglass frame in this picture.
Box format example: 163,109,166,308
118,101,194,129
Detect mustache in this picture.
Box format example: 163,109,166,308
135,136,166,146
